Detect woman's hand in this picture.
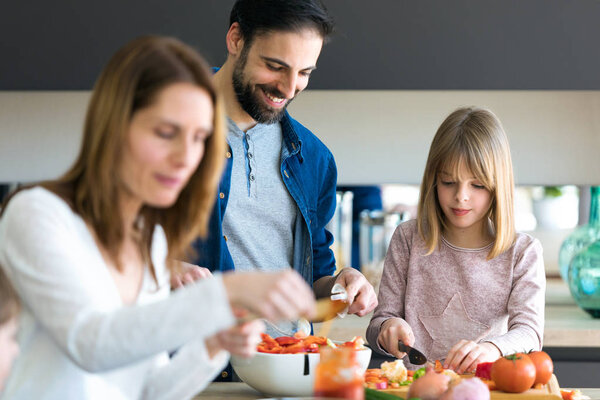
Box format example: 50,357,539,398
171,262,212,289
444,340,501,374
222,270,316,323
214,319,265,359
377,317,415,359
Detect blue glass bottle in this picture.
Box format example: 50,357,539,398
558,187,600,281
568,239,600,317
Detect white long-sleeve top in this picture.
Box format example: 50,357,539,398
0,187,236,400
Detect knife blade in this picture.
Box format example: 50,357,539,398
398,341,428,365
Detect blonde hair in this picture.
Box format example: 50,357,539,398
4,36,226,280
0,267,20,325
417,106,515,259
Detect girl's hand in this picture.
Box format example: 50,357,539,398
171,262,212,289
444,340,501,374
377,317,415,359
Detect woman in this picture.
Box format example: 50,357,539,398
0,36,315,399
0,267,20,394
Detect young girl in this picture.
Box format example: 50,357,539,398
0,267,20,393
366,107,545,374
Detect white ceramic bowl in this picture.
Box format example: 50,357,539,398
231,346,371,397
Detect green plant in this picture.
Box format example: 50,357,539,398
544,186,564,198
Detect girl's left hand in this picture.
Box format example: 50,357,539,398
213,319,265,359
444,340,501,374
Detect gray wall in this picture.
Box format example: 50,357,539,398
1,0,599,90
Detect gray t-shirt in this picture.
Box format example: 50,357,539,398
222,118,297,273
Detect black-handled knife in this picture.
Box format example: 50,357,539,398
398,341,428,365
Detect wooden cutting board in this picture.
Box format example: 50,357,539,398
379,374,562,399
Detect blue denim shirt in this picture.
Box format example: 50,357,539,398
192,110,337,285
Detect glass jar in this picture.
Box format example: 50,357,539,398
568,239,600,318
359,210,407,294
559,186,600,281
327,191,354,273
313,346,364,400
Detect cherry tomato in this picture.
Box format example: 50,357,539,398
491,353,536,393
528,351,554,385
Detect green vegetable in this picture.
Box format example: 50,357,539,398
397,379,411,386
325,338,337,348
365,387,405,400
413,367,426,380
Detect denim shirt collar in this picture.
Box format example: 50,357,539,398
280,111,304,163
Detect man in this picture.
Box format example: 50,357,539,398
193,0,377,325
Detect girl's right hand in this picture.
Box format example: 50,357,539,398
377,317,415,359
222,270,316,323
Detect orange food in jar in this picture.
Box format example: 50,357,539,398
313,346,364,400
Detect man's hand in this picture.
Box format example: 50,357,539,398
171,261,212,289
334,267,378,316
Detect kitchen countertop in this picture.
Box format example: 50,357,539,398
194,382,600,399
311,278,600,348
193,279,600,399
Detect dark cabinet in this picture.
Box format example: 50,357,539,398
1,0,599,90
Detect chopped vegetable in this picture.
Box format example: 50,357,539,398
365,387,407,400
561,389,591,400
380,359,408,383
375,381,388,390
274,336,300,346
434,359,444,373
439,377,490,400
413,367,426,380
475,362,494,380
257,333,365,354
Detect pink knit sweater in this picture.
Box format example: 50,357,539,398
366,219,545,367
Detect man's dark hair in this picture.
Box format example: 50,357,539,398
229,0,335,47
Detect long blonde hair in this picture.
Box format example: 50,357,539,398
417,107,515,259
32,36,224,278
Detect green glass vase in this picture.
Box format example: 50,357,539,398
558,186,600,281
568,239,600,317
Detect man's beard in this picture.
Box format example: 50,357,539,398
232,52,294,124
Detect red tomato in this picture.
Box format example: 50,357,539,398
491,353,536,393
528,351,554,385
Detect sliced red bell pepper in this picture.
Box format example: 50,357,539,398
475,361,494,380
275,336,301,346
280,343,308,353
